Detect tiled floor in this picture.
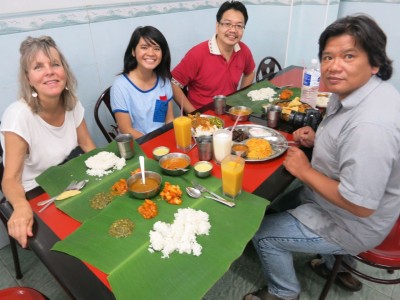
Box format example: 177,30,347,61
1,241,399,300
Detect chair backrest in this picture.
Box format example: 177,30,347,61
256,56,282,82
94,87,118,143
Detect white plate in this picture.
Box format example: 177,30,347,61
191,114,224,137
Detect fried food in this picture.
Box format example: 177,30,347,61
108,218,135,238
279,89,294,100
111,179,128,196
160,182,183,205
276,97,311,121
138,199,158,219
245,138,273,159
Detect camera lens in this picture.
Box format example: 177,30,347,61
289,112,305,128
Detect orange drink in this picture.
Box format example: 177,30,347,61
173,116,192,151
221,155,245,199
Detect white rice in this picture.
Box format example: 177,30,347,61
148,208,211,258
193,125,218,137
84,151,126,177
247,87,277,102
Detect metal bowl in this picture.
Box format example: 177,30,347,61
159,152,191,176
152,146,170,161
193,161,213,178
231,143,249,158
127,171,162,199
227,106,252,121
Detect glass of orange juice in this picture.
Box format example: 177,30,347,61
173,116,193,152
221,154,245,199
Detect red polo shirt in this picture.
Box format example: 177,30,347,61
172,35,255,109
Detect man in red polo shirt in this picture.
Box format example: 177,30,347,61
172,1,255,113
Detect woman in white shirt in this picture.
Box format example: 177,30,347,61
0,36,96,248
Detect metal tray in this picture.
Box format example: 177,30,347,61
225,124,288,162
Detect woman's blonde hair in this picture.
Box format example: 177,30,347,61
19,36,78,113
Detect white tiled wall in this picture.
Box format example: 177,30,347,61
0,0,399,147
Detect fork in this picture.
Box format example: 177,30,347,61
38,180,88,213
191,180,235,207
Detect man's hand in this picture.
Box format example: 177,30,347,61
283,147,312,180
293,126,315,148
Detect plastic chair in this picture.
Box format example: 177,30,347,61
256,56,282,82
94,87,118,143
0,141,23,279
0,287,48,299
319,217,400,300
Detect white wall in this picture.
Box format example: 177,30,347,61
0,0,399,147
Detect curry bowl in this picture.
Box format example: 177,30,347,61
127,171,162,199
159,152,191,176
227,106,252,122
231,143,249,158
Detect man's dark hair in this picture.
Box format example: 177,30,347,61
216,1,248,25
318,14,393,80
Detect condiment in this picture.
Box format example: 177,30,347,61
232,144,248,152
194,162,213,172
161,157,189,170
153,147,169,156
130,177,159,192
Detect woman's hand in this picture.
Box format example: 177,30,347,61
293,126,315,148
7,201,34,248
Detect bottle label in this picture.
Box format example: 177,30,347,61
303,72,320,87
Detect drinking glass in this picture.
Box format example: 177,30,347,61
212,129,232,164
173,116,193,152
221,155,245,199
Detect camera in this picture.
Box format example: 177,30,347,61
288,109,322,131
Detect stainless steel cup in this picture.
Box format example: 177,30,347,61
213,95,227,115
266,105,282,128
197,136,213,161
115,133,134,159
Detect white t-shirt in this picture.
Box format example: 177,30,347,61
0,99,84,191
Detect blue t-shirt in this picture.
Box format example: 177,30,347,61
110,74,173,135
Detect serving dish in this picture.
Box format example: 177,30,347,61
190,114,224,137
225,124,288,162
226,106,252,122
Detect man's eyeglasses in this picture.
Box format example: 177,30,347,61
219,22,245,31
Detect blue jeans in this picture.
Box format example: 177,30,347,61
252,212,348,299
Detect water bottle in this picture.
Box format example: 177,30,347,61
301,59,320,108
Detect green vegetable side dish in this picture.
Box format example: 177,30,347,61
208,117,224,128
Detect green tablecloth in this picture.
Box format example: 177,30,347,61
36,142,269,299
226,81,301,115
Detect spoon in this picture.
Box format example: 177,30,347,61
175,167,190,172
185,187,235,207
139,155,146,184
186,186,202,198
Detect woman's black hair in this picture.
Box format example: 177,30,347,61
318,14,393,80
122,26,171,81
216,1,248,25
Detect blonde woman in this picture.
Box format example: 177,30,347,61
0,36,96,248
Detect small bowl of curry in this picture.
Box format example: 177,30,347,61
159,152,191,176
231,143,249,158
227,106,252,122
127,171,162,199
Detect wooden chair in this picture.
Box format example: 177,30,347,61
256,56,282,82
93,87,118,143
319,217,400,300
0,143,23,279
